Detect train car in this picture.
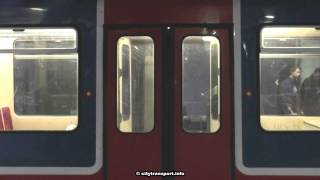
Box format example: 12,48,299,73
0,0,320,180
235,1,320,180
0,0,104,180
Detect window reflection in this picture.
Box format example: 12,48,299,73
260,26,320,131
261,56,320,116
14,55,78,116
117,36,154,133
0,28,78,131
182,36,220,133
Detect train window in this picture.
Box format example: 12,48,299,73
117,36,154,133
182,36,220,133
260,26,320,131
0,28,78,131
14,55,78,116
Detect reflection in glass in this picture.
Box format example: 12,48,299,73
261,27,320,48
0,28,78,131
14,55,78,115
260,26,320,131
117,36,154,133
182,36,220,133
120,45,130,120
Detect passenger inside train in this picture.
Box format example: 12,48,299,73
260,27,320,131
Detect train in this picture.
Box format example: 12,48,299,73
0,0,320,179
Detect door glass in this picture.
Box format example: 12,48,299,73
117,36,154,133
182,36,220,133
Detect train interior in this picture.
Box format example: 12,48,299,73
260,27,320,131
117,36,154,133
182,36,220,133
0,28,78,131
116,35,221,133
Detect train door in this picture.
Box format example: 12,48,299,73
105,28,162,180
105,26,232,180
173,27,233,180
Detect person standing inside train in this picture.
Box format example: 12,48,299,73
300,68,320,115
278,66,301,115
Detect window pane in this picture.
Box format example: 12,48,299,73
261,27,320,48
0,28,78,131
260,26,320,131
117,36,154,133
14,55,78,116
182,36,220,133
14,39,75,49
0,28,76,49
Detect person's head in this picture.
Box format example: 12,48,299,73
312,67,320,81
289,66,301,79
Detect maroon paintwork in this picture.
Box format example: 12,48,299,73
105,0,233,179
0,108,4,130
174,28,232,180
105,0,232,25
105,28,163,180
2,107,13,130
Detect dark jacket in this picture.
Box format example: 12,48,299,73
300,76,320,115
278,77,300,115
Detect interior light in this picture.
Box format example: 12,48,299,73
202,36,215,42
265,15,275,19
30,8,47,11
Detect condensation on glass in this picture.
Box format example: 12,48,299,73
260,26,320,131
182,36,220,133
117,36,154,133
0,28,78,131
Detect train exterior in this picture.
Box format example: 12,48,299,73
0,0,319,180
